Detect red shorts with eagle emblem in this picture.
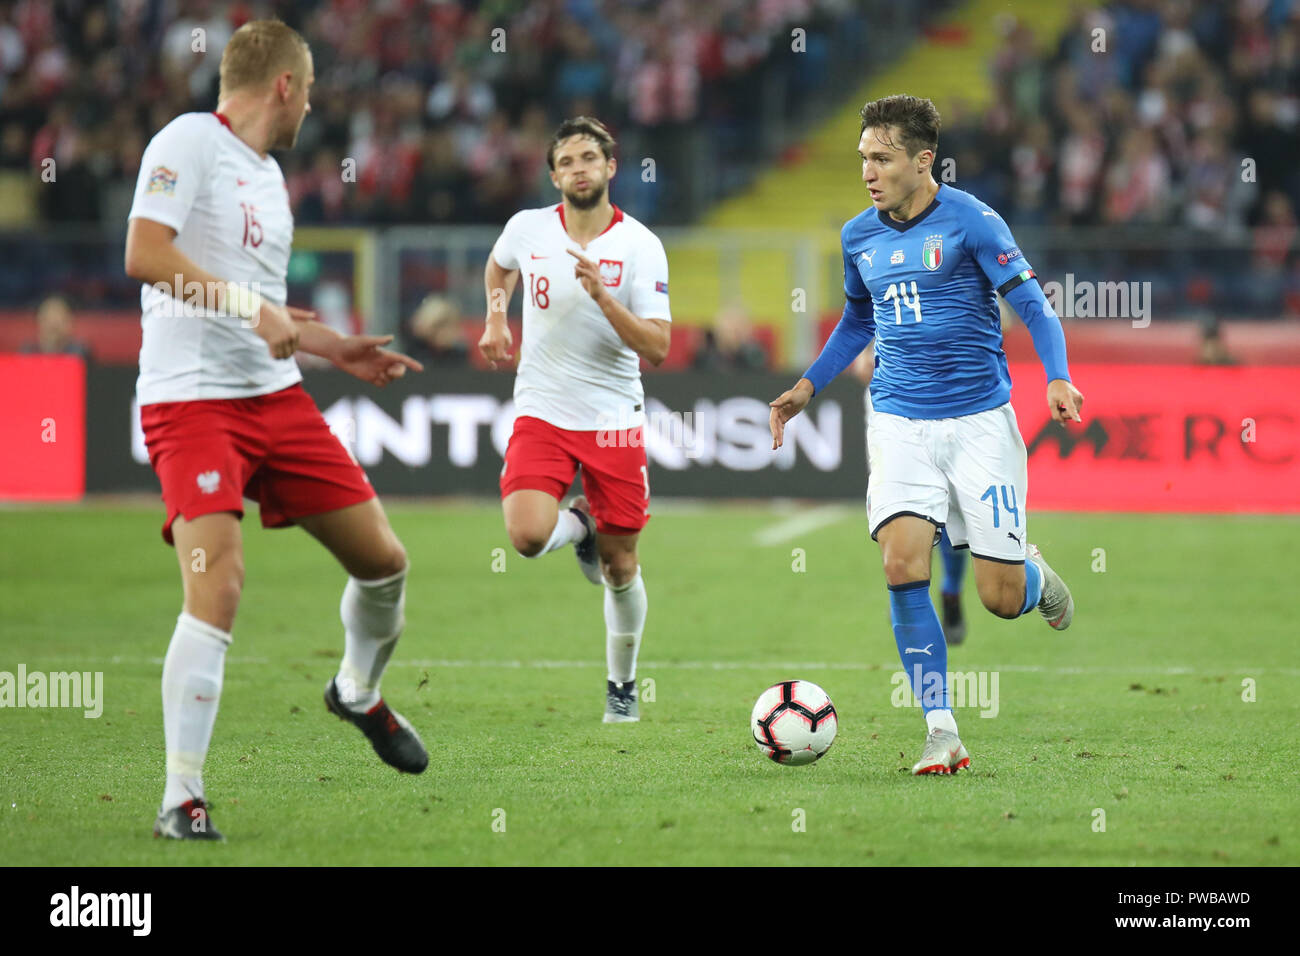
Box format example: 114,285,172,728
500,415,650,536
140,383,375,545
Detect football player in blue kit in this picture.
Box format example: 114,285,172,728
770,94,1084,775
852,347,970,646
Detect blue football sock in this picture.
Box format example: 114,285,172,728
1020,559,1043,616
938,529,967,597
889,580,950,713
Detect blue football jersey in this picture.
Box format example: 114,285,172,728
843,183,1035,419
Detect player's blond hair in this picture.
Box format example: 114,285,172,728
219,19,310,100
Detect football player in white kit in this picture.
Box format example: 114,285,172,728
479,117,671,723
125,21,427,841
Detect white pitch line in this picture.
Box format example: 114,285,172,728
58,656,1300,677
393,660,1300,677
752,504,856,546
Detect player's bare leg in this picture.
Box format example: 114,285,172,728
971,547,1073,630
174,512,245,632
503,488,559,556
504,488,591,558
971,558,1027,619
297,499,427,773
502,488,640,718
877,515,934,587
154,512,243,840
877,516,967,773
298,497,407,580
597,530,638,588
598,531,644,722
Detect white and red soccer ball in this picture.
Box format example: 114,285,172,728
751,680,837,765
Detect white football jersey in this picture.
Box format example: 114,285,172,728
129,111,301,405
491,204,671,430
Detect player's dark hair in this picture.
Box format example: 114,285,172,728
859,95,940,158
546,116,616,170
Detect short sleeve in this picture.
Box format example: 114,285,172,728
964,203,1034,291
128,114,214,233
490,211,525,271
628,229,671,321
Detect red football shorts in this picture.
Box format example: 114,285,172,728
500,415,650,535
140,383,376,545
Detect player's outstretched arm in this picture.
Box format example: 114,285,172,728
480,257,519,369
125,217,300,359
1046,377,1084,423
566,249,670,366
768,378,815,450
768,296,876,449
1002,280,1084,423
967,206,1082,424
293,312,424,386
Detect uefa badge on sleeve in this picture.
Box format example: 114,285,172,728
146,165,178,196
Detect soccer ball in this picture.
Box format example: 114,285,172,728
750,680,837,765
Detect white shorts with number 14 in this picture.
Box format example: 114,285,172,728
866,401,1028,564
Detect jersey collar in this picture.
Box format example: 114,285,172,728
875,183,943,233
556,202,623,239
211,111,271,162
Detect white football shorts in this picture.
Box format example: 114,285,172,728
865,399,1029,563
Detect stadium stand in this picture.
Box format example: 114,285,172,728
1,0,1297,367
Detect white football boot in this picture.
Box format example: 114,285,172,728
911,728,971,775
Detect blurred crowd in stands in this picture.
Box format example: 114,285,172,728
4,0,1296,231
1,0,858,228
953,0,1300,321
956,0,1300,236
4,0,1299,366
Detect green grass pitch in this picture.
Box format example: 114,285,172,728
1,502,1296,866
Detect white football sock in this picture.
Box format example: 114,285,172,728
605,567,647,684
336,564,407,712
925,708,959,735
161,611,231,812
528,510,587,557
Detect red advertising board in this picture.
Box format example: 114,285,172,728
1010,363,1299,513
4,359,1297,512
0,354,86,500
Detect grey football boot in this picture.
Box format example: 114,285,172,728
569,496,604,586
603,679,639,723
1027,543,1074,631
